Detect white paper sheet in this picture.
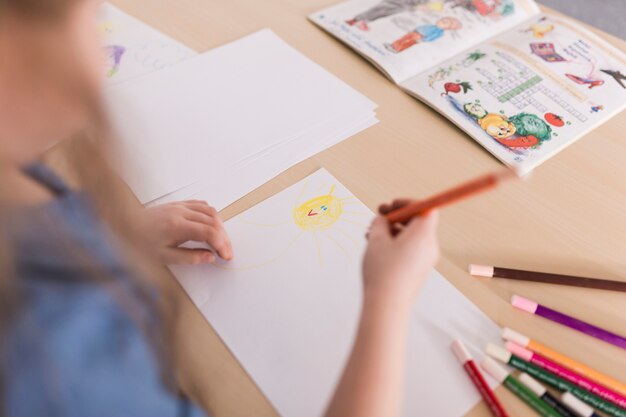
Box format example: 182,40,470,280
179,113,379,210
99,3,196,85
172,169,502,417
108,29,377,204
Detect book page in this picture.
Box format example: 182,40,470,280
309,0,540,83
401,13,626,174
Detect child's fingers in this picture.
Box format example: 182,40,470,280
163,248,216,265
204,224,233,261
177,202,233,260
380,199,427,226
398,210,439,246
181,201,220,220
390,223,405,237
408,210,439,233
182,208,217,228
176,220,233,260
378,199,414,215
367,216,392,242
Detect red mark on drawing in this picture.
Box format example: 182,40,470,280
307,210,318,217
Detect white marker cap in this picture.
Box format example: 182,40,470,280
511,295,539,313
518,373,547,396
502,327,530,347
451,340,473,364
469,264,494,277
481,357,509,383
561,392,594,417
486,343,512,364
506,342,534,362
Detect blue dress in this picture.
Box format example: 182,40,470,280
2,164,207,417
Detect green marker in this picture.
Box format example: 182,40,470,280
487,344,626,417
481,357,562,417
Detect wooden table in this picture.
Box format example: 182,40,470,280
105,1,626,415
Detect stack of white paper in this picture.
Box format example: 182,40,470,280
106,28,378,206
172,169,503,417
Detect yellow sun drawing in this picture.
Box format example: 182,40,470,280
215,179,372,271
293,185,343,232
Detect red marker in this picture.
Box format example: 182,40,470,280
452,340,510,417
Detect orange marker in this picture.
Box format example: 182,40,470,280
502,328,626,398
385,169,517,224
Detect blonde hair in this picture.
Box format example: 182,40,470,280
0,0,182,411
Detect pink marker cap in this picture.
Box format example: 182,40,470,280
505,341,534,361
511,295,539,314
469,264,494,277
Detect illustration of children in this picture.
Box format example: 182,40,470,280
590,104,604,113
449,0,514,18
384,17,462,53
346,0,429,31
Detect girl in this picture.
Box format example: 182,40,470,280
0,1,440,416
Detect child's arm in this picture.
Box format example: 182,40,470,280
324,204,439,417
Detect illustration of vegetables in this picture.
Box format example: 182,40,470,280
442,81,473,96
509,112,552,142
544,113,565,127
463,51,486,66
495,135,539,148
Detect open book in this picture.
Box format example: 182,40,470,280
310,0,626,174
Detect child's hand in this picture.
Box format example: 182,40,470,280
362,200,439,313
142,200,233,265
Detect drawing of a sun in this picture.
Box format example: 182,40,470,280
293,185,343,232
214,179,373,271
289,182,370,267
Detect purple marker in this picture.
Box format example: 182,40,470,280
511,295,626,351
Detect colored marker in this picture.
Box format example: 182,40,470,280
561,392,602,417
511,295,626,351
451,340,509,417
503,328,626,398
486,344,626,417
385,169,516,224
481,357,562,417
518,373,578,417
506,342,626,409
469,265,626,293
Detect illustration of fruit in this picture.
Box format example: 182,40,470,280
544,113,565,127
442,81,473,96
